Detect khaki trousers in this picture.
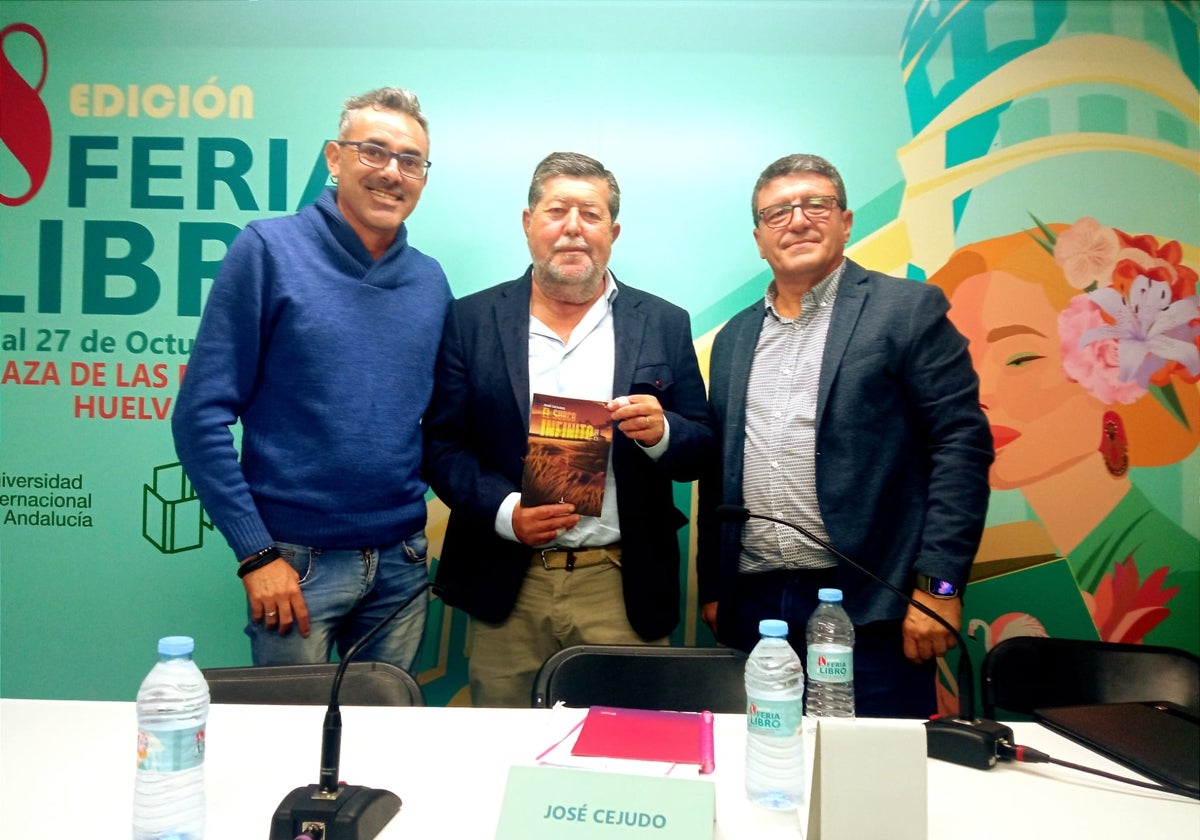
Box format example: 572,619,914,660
467,560,668,707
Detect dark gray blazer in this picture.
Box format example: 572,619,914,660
423,267,715,639
697,258,993,632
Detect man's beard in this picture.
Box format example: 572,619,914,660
534,253,605,304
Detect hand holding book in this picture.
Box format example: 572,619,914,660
607,394,666,448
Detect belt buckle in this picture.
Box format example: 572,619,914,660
539,547,576,571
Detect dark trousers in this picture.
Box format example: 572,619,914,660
722,567,936,719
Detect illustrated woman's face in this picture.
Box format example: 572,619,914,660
948,271,1107,489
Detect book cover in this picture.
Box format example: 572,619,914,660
521,394,613,517
569,706,715,773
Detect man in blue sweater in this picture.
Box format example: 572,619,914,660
172,88,452,672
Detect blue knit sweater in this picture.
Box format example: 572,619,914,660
172,188,452,559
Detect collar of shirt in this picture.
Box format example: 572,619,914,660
529,271,619,351
764,258,846,323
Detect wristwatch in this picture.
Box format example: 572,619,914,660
915,572,960,600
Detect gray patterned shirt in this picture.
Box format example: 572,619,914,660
739,260,846,572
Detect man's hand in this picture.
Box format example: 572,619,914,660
901,590,961,663
243,556,310,637
607,394,665,447
512,501,581,546
701,601,718,634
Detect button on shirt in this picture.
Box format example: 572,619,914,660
494,272,668,547
739,260,845,572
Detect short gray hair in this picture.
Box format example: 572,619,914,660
528,152,621,221
751,154,846,224
338,87,429,140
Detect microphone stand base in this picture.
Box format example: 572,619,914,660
270,783,401,840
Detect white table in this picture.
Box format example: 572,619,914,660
1,699,1196,838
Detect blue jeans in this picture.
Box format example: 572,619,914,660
245,531,430,673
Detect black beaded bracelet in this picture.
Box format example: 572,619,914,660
237,546,280,578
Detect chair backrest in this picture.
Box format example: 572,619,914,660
531,644,748,713
981,636,1200,719
203,661,425,707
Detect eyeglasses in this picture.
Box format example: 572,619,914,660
758,195,842,228
335,141,431,180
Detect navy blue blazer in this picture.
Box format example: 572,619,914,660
697,259,993,632
423,268,716,639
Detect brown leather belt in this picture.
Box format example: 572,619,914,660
534,544,622,571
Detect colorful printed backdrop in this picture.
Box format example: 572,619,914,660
3,1,1196,704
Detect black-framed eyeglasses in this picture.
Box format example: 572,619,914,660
334,141,431,180
758,195,842,228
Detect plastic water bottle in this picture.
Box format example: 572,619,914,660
133,636,209,840
744,618,806,809
805,588,855,717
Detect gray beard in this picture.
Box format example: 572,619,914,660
534,258,605,304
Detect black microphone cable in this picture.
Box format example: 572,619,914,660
318,580,431,794
715,504,978,721
995,740,1200,800
325,581,431,708
716,506,1200,796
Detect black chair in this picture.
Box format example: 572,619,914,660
531,644,748,713
980,636,1200,719
203,661,425,707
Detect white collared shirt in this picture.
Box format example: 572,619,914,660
495,271,668,546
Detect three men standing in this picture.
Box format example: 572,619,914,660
176,115,988,721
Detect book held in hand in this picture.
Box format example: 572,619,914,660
522,393,613,517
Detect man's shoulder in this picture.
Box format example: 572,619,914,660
238,203,318,244
612,277,689,319
461,272,529,299
848,259,946,302
713,298,764,337
451,272,530,310
391,238,449,279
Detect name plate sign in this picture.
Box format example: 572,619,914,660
495,765,715,839
807,717,927,839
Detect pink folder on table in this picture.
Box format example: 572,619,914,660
570,706,716,773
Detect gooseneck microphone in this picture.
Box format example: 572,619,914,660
270,581,430,840
714,504,1015,770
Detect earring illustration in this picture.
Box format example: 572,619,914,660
1099,410,1129,476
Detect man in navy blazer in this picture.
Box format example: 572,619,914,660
698,154,992,717
424,152,715,707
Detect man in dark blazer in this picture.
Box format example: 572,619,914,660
424,152,715,707
697,153,993,717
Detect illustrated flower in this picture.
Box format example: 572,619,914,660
1081,555,1178,645
1059,295,1146,404
1032,215,1200,426
1054,216,1121,290
1081,275,1200,389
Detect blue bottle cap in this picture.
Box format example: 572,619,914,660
817,588,843,603
758,619,789,638
158,636,195,656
